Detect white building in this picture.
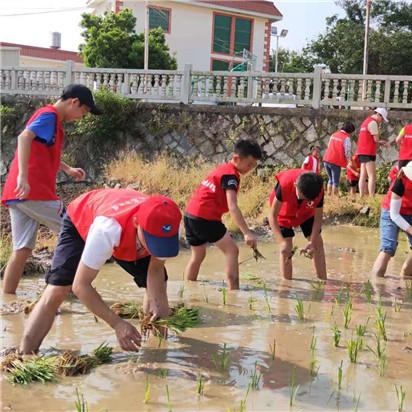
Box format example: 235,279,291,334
87,0,282,71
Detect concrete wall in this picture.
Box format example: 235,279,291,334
1,95,409,182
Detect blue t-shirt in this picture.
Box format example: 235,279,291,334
6,111,57,205
27,112,57,145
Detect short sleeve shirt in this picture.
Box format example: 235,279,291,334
221,174,239,191
367,120,379,136
391,179,405,197
27,112,57,145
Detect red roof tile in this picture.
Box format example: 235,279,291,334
0,42,83,63
196,1,282,18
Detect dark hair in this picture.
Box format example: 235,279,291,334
310,145,320,151
234,139,262,160
297,173,323,200
342,122,355,134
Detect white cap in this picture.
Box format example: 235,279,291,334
374,107,389,123
402,161,412,181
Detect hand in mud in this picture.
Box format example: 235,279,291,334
114,319,141,351
244,232,257,249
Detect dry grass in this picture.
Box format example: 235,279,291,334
106,153,273,233
0,236,12,273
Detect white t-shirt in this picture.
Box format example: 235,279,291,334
80,216,122,270
303,156,319,173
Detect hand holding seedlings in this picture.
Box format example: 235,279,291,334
252,246,265,262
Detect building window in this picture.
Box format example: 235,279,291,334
212,13,252,55
149,7,170,33
212,59,230,71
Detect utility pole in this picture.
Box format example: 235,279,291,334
144,0,149,70
362,0,372,100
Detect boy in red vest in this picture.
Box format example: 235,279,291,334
268,170,326,280
395,123,412,168
2,84,101,294
371,162,412,278
184,139,262,290
302,145,321,174
323,122,356,196
346,154,361,196
19,188,182,354
356,108,389,197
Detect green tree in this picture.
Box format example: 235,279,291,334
79,9,177,69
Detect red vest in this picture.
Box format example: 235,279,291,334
389,166,399,183
381,175,412,215
185,162,240,221
346,155,360,181
2,105,64,205
323,130,349,167
269,169,324,228
302,155,320,174
356,116,377,156
399,124,412,160
67,189,151,261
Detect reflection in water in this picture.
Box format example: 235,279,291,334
1,225,412,411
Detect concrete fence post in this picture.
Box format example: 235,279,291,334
64,60,74,87
312,66,323,109
181,64,192,104
383,78,391,107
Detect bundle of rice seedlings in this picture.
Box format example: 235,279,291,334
1,350,22,370
6,356,57,385
54,352,97,376
110,302,142,319
93,342,113,364
154,305,200,334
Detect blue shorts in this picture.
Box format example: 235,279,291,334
379,208,412,257
324,162,341,187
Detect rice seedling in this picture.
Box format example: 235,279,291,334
289,368,300,407
269,338,276,360
375,306,387,341
347,337,361,363
75,388,89,412
144,376,151,404
6,356,57,384
332,325,342,347
310,280,325,297
395,384,406,412
335,286,349,305
262,282,271,313
239,384,251,412
367,334,387,377
178,285,185,299
93,342,113,364
362,280,374,303
343,299,353,329
54,351,97,376
220,287,227,305
196,373,205,397
249,362,262,390
309,356,319,377
393,298,402,313
405,280,412,300
355,321,368,338
240,272,264,287
202,284,209,304
310,327,317,355
353,393,361,412
110,301,142,319
337,360,343,390
248,294,256,311
165,383,172,412
212,343,231,371
158,368,168,378
288,245,299,260
295,298,305,321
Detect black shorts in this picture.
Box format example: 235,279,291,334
348,179,359,188
398,159,412,168
184,214,227,246
280,217,319,239
358,155,376,163
45,213,163,289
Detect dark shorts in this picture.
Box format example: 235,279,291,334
184,214,227,246
45,213,163,289
280,217,319,239
398,159,412,168
348,179,359,188
358,155,376,163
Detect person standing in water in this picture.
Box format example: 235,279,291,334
183,139,262,290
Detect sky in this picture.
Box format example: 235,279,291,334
0,0,344,53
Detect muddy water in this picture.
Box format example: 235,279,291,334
2,225,412,412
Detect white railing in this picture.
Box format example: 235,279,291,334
1,61,411,109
